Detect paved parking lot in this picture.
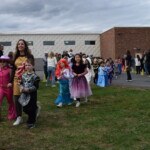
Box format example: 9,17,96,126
36,71,150,89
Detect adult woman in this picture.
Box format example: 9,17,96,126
46,52,57,87
135,55,141,74
12,39,34,126
125,50,132,81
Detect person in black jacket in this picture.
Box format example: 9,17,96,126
0,45,4,57
125,50,132,81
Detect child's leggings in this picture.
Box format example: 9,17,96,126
0,87,16,119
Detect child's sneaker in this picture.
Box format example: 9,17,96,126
13,116,23,126
76,101,80,107
57,103,63,108
27,124,35,129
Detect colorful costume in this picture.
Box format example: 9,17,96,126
19,72,40,124
55,68,73,105
97,66,107,87
106,65,113,84
13,56,27,95
0,66,16,119
71,63,92,98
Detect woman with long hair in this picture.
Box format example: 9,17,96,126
46,51,57,87
135,55,141,74
12,39,34,126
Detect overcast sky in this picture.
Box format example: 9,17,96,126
0,0,150,33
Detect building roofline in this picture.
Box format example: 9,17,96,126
0,31,100,35
101,26,150,34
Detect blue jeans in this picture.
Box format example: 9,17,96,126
144,63,149,74
46,67,55,86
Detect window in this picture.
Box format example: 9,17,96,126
64,41,75,45
27,41,33,46
0,42,11,46
43,41,55,46
85,41,95,45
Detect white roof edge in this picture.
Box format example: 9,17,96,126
0,31,101,35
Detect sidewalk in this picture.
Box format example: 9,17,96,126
36,71,150,89
111,72,150,88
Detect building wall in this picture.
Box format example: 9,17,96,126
100,27,150,59
115,27,150,58
100,28,116,59
0,33,100,58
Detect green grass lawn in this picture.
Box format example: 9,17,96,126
0,82,150,150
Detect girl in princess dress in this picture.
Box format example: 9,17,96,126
105,62,113,85
55,59,73,108
71,54,92,107
0,56,16,120
97,61,107,87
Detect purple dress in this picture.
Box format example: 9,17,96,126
71,63,92,98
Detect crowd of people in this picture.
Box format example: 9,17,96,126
0,40,150,129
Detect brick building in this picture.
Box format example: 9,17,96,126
100,27,150,59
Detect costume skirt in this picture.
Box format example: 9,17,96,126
97,75,106,87
70,76,92,98
55,79,73,104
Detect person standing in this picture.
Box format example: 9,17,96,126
135,55,141,74
0,45,4,57
19,58,40,129
70,54,92,107
125,50,132,81
46,52,57,87
43,53,48,79
55,59,73,107
0,56,16,119
97,62,107,87
12,39,34,126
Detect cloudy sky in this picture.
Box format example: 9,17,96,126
0,0,150,33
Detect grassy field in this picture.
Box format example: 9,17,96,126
0,82,150,150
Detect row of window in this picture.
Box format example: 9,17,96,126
0,41,96,46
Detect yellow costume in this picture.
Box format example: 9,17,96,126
13,56,27,95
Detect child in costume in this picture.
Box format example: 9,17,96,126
55,59,73,107
71,54,92,107
97,62,107,87
18,58,40,129
0,56,16,119
114,59,120,79
105,62,113,85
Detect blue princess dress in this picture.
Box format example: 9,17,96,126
55,69,73,105
97,67,107,87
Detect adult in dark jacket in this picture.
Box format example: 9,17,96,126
125,50,132,81
0,45,4,57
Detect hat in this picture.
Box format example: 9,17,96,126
0,56,10,61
